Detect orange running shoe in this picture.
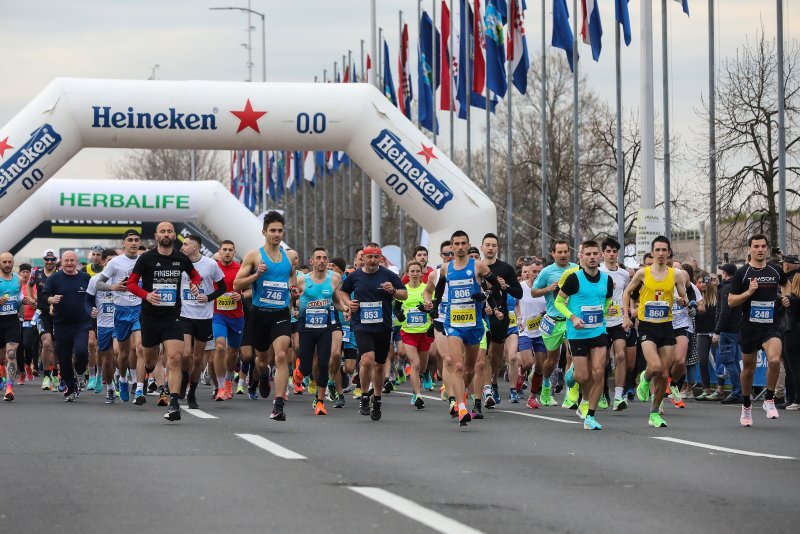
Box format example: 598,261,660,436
527,395,541,409
214,387,226,401
4,386,14,401
458,407,471,426
25,365,34,381
224,380,234,400
314,400,327,415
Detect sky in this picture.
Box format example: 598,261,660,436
0,0,796,227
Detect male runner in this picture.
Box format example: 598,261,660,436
599,237,632,410
83,245,105,277
212,240,246,398
234,211,298,421
1,252,35,400
401,246,435,284
728,234,789,426
125,222,202,421
29,248,58,390
517,260,546,407
623,235,689,428
554,241,614,429
87,249,119,403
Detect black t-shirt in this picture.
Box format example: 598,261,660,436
132,248,196,319
42,270,92,325
339,266,404,332
730,262,787,328
561,270,614,299
29,268,54,311
486,259,523,312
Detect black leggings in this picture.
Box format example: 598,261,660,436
784,328,800,402
298,328,332,390
53,322,89,393
696,333,714,389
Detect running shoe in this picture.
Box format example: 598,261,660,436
200,367,210,385
613,398,628,411
163,405,181,421
458,408,471,426
625,388,635,401
118,381,130,402
147,378,158,394
576,401,589,420
564,365,576,389
449,399,458,418
648,412,668,428
762,399,779,419
509,389,520,403
25,365,33,381
105,389,115,404
87,376,96,391
740,405,753,426
636,371,651,402
94,377,103,394
471,401,484,420
214,387,226,402
4,387,14,402
326,381,337,402
413,395,425,409
56,377,65,393
158,390,170,407
353,387,363,399
482,385,495,408
583,414,602,430
342,373,353,393
598,396,609,410
527,395,541,409
440,385,448,401
405,364,412,377
566,383,580,405
382,378,394,394
671,397,686,409
64,390,77,402
133,389,146,406
334,394,346,408
77,375,86,392
314,400,328,415
270,403,287,421
422,372,434,391
515,372,524,393
539,385,552,406
187,393,199,409
492,383,501,405
668,384,683,405
236,384,245,395
359,395,370,416
259,375,272,399
224,380,234,400
370,399,382,421
308,379,318,396
706,391,723,401
397,367,406,384
18,371,26,385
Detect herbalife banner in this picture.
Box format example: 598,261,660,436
635,208,666,262
0,78,496,249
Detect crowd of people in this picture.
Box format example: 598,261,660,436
0,212,797,430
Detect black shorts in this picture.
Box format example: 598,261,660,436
343,347,358,360
674,327,689,339
291,320,299,335
39,311,54,336
606,324,627,342
487,314,510,344
250,307,292,352
180,317,213,342
0,316,21,346
242,311,254,347
625,325,638,347
90,317,97,332
638,322,676,348
740,325,783,355
354,329,393,364
140,314,184,348
433,321,445,334
569,334,609,357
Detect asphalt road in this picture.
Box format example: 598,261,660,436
3,380,799,534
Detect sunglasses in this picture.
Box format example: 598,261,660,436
441,252,454,257
43,257,57,262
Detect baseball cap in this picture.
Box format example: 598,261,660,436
467,246,480,256
720,263,737,276
122,229,141,239
91,244,104,253
43,248,57,259
783,254,800,265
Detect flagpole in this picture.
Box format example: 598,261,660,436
571,0,580,254
709,0,717,269
466,0,472,181
399,9,407,264
334,59,340,256
450,0,455,159
505,0,513,256
616,6,625,246
661,0,671,240
373,17,384,245
540,0,548,258
777,0,787,254
640,0,656,213
361,38,368,248
292,154,298,250
302,168,308,258
348,49,354,258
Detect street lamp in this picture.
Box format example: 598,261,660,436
210,5,266,82
148,64,160,80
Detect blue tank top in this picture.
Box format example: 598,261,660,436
0,273,22,317
252,247,292,310
565,270,609,340
298,271,334,330
445,258,481,329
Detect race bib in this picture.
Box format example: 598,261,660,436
0,296,18,315
304,307,329,329
449,303,477,328
526,314,542,332
259,281,289,307
643,301,669,321
101,303,115,315
406,309,428,326
216,293,237,311
508,311,517,328
581,305,604,328
539,314,557,336
342,324,351,343
182,287,204,302
152,283,177,307
22,321,32,328
749,300,775,324
359,301,384,324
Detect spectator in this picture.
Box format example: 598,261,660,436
694,271,718,400
714,263,743,404
782,274,800,410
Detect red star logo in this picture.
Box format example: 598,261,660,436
0,137,12,159
230,99,267,134
417,144,437,164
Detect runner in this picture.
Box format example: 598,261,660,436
211,240,246,402
554,241,614,430
667,261,704,409
423,241,453,402
29,248,58,391
623,235,689,428
83,244,105,277
401,246,434,284
18,263,38,384
83,245,104,389
399,260,432,409
42,251,92,401
599,237,632,411
516,260,546,407
327,256,355,408
234,211,299,422
0,252,35,401
86,249,119,403
124,222,202,421
728,234,790,426
338,243,407,421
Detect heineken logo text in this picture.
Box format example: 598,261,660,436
0,124,62,197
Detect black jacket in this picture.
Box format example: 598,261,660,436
715,279,742,335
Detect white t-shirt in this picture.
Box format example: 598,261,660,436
599,263,631,328
180,255,224,320
87,273,115,328
518,279,546,339
101,254,142,307
672,279,703,331
427,268,448,324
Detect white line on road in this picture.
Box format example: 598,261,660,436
395,391,443,402
236,433,307,460
183,408,218,419
652,437,797,460
495,409,581,425
348,486,486,534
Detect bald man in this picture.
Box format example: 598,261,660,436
42,251,92,401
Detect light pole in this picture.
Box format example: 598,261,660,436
210,4,266,82
148,64,160,80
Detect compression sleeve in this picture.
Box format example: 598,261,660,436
603,297,613,315
126,272,149,300
554,294,573,319
433,273,447,301
206,278,227,301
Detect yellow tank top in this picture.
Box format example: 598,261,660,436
637,267,675,323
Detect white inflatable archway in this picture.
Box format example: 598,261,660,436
0,78,496,253
0,178,263,253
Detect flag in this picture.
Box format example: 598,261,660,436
248,154,258,211
267,152,276,201
303,151,316,185
230,151,237,195
398,23,413,119
508,0,530,94
343,62,350,83
367,54,374,85
580,0,603,62
552,0,575,72
615,0,631,46
484,0,508,98
456,0,497,118
674,0,689,16
440,0,456,111
472,0,486,95
276,151,285,200
419,10,440,133
383,39,398,106
285,151,295,190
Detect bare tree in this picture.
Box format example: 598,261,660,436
109,149,227,182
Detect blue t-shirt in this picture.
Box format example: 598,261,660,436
340,266,404,333
42,270,92,325
532,262,578,318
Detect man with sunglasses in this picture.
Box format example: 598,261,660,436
28,248,59,390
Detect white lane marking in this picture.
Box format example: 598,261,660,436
236,433,307,460
495,409,581,425
348,486,486,534
183,408,218,419
652,437,797,460
395,391,442,402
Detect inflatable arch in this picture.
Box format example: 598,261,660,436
0,78,496,253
